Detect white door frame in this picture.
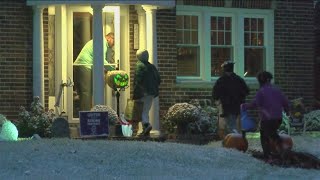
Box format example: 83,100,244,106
65,5,128,122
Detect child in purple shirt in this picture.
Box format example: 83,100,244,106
241,71,289,160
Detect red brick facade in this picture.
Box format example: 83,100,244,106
154,0,316,122
0,1,33,120
315,1,320,106
274,0,315,105
0,0,317,121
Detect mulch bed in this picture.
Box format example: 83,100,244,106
165,134,220,145
165,134,320,170
248,149,320,170
77,133,320,170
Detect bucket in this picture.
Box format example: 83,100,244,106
240,110,256,132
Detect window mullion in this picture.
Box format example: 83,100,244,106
237,14,245,77
202,12,211,81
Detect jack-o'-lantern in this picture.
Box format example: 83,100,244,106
270,134,293,153
222,133,248,152
106,70,129,89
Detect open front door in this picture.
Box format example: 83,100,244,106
65,5,126,121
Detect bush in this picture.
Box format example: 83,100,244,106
190,106,218,134
16,96,54,138
163,102,218,135
163,103,200,134
91,105,119,125
304,110,320,131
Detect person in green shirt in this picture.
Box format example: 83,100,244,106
74,32,115,111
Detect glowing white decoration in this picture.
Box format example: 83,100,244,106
0,114,18,141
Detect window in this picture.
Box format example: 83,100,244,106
176,15,200,76
211,16,233,76
244,18,265,77
176,6,274,82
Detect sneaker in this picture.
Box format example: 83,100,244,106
138,123,152,137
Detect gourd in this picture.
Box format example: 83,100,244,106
105,70,129,89
222,133,248,152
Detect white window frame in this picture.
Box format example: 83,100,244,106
176,6,274,85
176,11,202,81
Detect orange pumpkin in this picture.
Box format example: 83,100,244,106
222,133,248,152
270,134,293,153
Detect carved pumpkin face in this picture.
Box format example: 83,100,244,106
114,73,129,88
106,70,129,89
222,133,248,152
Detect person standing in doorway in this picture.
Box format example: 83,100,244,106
133,49,161,137
74,32,115,111
212,60,250,137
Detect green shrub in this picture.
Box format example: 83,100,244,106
91,105,119,125
162,102,218,135
304,110,320,131
16,96,54,138
188,106,218,135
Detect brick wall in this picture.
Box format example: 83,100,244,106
156,8,180,118
43,9,49,110
129,6,139,97
0,1,49,121
0,0,33,120
274,0,315,106
156,0,315,121
315,1,320,104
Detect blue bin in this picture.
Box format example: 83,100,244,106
241,110,256,132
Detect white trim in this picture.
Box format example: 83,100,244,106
27,0,175,8
177,5,273,14
55,5,69,116
91,5,105,106
176,6,274,84
32,6,45,105
119,5,130,115
143,5,160,135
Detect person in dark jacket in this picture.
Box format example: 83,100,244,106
133,49,161,136
241,71,289,160
212,60,250,136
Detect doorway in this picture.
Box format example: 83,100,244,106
64,5,129,121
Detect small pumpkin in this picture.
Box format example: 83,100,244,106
105,70,129,89
222,133,248,152
270,133,293,153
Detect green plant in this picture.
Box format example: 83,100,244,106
91,105,119,125
188,106,218,135
16,96,54,138
304,110,320,131
163,103,200,134
162,102,218,135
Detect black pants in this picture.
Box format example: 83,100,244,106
74,66,92,111
260,119,282,158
